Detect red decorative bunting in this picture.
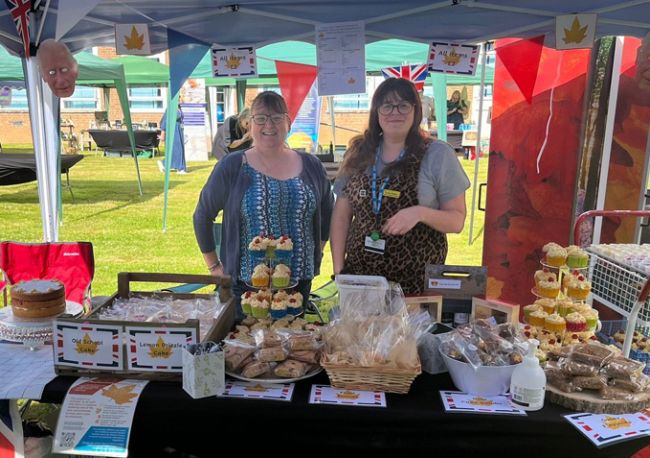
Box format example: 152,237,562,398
496,36,545,104
275,60,318,122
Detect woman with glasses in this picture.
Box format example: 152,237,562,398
330,78,470,294
194,91,334,315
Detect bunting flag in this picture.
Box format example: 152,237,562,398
0,400,24,458
495,36,545,104
381,64,428,90
55,0,101,41
4,0,31,57
275,60,318,122
167,28,210,99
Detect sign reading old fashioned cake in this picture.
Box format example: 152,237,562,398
10,279,66,319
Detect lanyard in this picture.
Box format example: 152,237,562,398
371,144,405,230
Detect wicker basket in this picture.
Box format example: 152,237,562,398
321,361,421,394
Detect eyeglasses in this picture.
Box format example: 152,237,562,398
378,102,414,115
250,114,287,125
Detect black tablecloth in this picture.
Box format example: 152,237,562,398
41,372,650,457
431,129,463,151
0,154,83,186
87,129,160,152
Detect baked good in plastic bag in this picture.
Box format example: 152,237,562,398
273,359,308,378
568,342,616,367
224,340,256,371
289,350,319,364
601,356,645,380
257,345,288,362
557,357,599,377
572,374,608,390
241,360,273,378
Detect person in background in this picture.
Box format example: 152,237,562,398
211,108,252,160
330,78,470,294
419,89,435,130
446,90,467,130
36,39,78,98
194,91,333,314
158,104,188,174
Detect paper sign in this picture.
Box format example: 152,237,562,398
309,385,386,407
126,326,196,372
428,278,462,289
555,14,597,50
440,391,527,416
565,411,650,448
428,42,479,75
115,24,151,55
54,321,124,370
218,380,294,401
316,21,366,96
53,377,149,457
211,46,257,77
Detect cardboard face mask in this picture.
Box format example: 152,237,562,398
37,40,79,98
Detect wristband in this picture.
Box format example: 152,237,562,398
208,260,222,272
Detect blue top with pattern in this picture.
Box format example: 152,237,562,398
239,162,316,281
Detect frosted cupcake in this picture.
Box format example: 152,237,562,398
566,245,589,269
265,236,277,258
270,297,288,320
251,263,270,287
537,279,560,299
248,235,269,263
582,308,599,331
271,264,291,288
556,299,576,317
544,313,566,334
529,310,549,328
565,312,587,332
274,235,293,264
241,291,255,315
543,242,567,267
256,288,272,304
534,298,556,315
523,303,543,323
287,292,303,316
566,274,591,301
250,298,270,319
534,269,556,288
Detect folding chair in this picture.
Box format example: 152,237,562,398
0,241,95,312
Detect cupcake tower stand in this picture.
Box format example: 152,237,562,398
245,251,301,319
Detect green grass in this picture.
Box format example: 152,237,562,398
0,146,486,296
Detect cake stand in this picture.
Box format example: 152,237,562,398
0,301,83,347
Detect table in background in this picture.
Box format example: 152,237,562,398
41,371,649,457
0,154,83,199
86,129,160,157
430,129,463,152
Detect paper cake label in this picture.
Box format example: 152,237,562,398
54,321,123,370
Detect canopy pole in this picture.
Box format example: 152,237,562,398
236,80,247,112
328,96,336,153
468,42,488,246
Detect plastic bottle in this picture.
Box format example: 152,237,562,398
510,339,546,411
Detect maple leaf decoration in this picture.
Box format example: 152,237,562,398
124,26,145,50
443,49,461,66
563,17,588,44
101,384,139,405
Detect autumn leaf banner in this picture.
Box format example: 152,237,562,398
115,23,151,55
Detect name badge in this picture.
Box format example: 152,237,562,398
383,189,400,199
359,189,367,197
364,236,385,255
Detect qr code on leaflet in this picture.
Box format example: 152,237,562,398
60,431,76,448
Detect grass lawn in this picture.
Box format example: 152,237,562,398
0,146,487,296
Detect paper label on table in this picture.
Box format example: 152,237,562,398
440,391,527,415
309,385,386,407
125,326,196,372
54,321,123,370
428,278,462,289
218,380,294,401
53,377,149,457
565,411,650,448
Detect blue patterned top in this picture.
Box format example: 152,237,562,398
239,162,316,281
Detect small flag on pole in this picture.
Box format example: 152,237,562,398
4,0,31,57
381,64,428,90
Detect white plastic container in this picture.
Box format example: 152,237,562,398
335,274,389,315
442,352,518,396
510,340,546,411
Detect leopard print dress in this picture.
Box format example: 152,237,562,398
342,152,447,294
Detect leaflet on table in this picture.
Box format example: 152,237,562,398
309,385,386,407
565,411,650,448
218,380,294,401
52,377,149,457
440,391,527,416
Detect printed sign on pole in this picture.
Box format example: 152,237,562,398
115,24,151,55
211,46,258,77
555,14,597,50
428,42,479,75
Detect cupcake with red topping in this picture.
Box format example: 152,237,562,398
248,235,269,262
537,278,560,299
287,292,303,316
534,269,556,288
274,235,293,264
566,274,591,301
534,298,556,315
565,312,587,332
241,291,255,315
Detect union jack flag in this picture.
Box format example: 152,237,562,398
4,0,31,57
0,400,24,458
381,64,429,90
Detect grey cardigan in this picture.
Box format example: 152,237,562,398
193,150,334,282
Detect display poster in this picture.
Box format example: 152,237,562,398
428,42,479,75
180,78,210,161
54,321,124,370
287,80,322,153
316,21,366,96
125,325,197,372
53,377,149,457
440,391,526,416
309,385,386,407
211,46,257,77
565,411,650,448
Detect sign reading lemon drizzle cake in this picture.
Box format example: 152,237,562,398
10,279,66,319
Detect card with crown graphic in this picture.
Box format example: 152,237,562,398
565,411,650,448
126,326,197,372
54,321,124,370
309,385,387,407
427,42,479,76
211,46,257,77
440,391,526,415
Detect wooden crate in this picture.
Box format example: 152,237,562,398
471,297,520,325
404,294,443,323
53,272,234,380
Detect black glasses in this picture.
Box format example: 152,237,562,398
378,102,414,115
250,114,287,125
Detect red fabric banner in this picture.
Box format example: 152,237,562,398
275,60,318,122
495,36,545,104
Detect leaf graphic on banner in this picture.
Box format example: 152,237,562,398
563,17,588,44
102,384,138,405
124,26,145,50
443,49,461,66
